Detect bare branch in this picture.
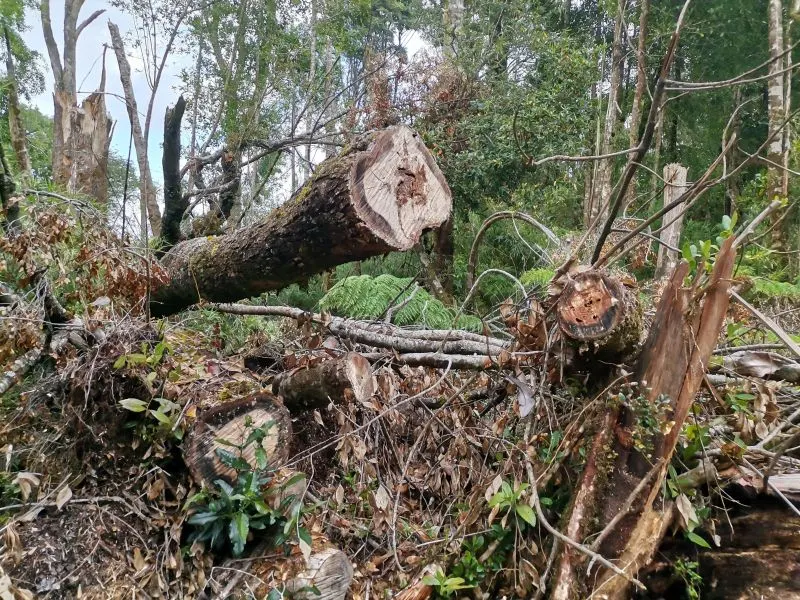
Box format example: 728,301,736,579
76,9,105,39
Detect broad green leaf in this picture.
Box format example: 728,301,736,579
119,398,147,412
687,531,711,548
516,504,537,527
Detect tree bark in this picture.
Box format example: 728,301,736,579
623,0,650,210
556,270,642,359
553,238,737,599
590,0,625,223
161,97,187,249
151,125,452,316
41,0,108,200
108,21,161,237
655,163,688,278
184,393,292,488
273,353,374,413
3,26,32,179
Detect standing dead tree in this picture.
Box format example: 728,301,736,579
40,0,111,202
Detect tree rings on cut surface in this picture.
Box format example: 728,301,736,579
185,393,292,487
556,270,641,357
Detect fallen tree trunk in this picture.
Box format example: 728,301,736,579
151,125,451,316
556,269,642,358
273,352,374,413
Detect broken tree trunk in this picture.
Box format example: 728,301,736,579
551,237,736,599
151,125,451,316
655,163,688,278
273,352,374,413
184,393,292,487
161,97,187,249
556,270,642,358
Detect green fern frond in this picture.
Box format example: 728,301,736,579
320,275,483,332
521,267,555,289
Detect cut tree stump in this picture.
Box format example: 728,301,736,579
151,125,452,316
284,548,354,600
184,393,292,487
272,352,374,413
556,270,641,357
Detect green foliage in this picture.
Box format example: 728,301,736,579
422,567,474,598
184,418,308,557
180,309,281,355
320,274,482,332
520,267,555,290
487,479,537,529
674,558,703,600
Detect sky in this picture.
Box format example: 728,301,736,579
25,1,191,185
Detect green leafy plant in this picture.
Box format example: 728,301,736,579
119,396,185,440
680,213,737,275
184,418,308,557
674,558,703,600
422,567,474,598
487,479,537,529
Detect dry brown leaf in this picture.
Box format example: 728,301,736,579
55,485,72,510
12,473,39,502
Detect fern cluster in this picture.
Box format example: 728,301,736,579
520,267,555,289
320,274,482,332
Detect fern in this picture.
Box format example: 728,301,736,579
320,275,483,332
520,267,555,289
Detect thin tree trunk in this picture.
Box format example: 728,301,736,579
591,0,625,224
623,0,649,211
655,163,688,278
3,26,31,179
304,0,318,180
768,0,788,251
108,22,162,238
725,87,743,216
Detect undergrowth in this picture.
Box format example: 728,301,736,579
320,274,483,331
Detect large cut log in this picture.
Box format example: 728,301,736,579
273,353,374,413
185,393,292,487
151,125,452,316
555,269,641,358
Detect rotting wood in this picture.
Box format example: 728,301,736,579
184,393,292,487
151,125,452,317
551,237,737,599
555,269,642,358
273,352,374,413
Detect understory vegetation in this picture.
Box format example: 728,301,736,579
2,0,800,599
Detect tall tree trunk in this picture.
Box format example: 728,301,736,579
591,0,625,224
725,87,743,216
443,0,465,57
41,0,109,201
623,0,649,211
768,0,789,252
108,22,162,239
151,126,452,316
3,26,32,179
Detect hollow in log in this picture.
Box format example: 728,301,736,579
273,353,374,413
556,270,641,357
151,125,452,316
184,393,292,487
